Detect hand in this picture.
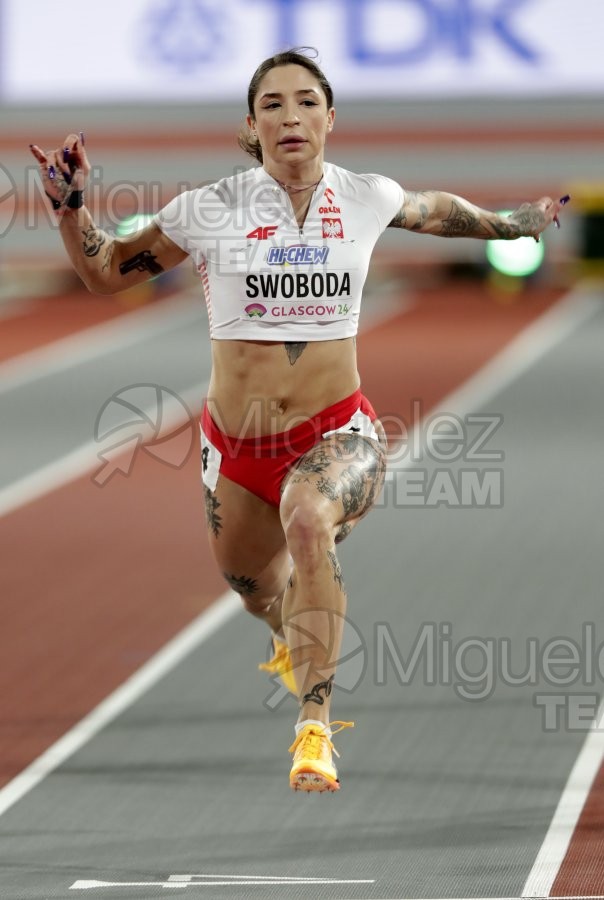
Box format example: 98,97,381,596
507,195,570,242
29,133,91,208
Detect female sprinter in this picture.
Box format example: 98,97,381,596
30,48,566,793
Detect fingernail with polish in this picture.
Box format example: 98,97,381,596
560,195,571,205
48,165,55,179
80,131,85,146
63,147,70,163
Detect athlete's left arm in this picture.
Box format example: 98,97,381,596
388,190,566,240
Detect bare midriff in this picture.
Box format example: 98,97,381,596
207,337,360,437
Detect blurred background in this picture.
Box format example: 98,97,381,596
1,0,603,296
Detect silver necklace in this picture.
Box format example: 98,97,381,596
274,177,322,195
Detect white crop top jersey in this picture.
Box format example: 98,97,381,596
154,162,405,341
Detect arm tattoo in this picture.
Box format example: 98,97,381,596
327,550,345,591
389,208,407,229
204,487,223,539
101,241,115,272
119,249,164,277
439,200,482,237
491,203,540,240
81,226,106,258
223,573,259,595
388,190,432,230
302,675,334,707
490,218,520,240
284,342,308,365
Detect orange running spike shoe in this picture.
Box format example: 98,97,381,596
258,635,297,695
288,721,354,793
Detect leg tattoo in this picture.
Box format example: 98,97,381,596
204,487,223,538
224,573,259,595
302,675,334,707
326,549,345,591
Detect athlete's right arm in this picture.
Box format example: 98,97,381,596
56,206,187,295
30,134,187,295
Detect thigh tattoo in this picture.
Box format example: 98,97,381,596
204,487,223,538
285,432,387,520
332,434,387,518
223,573,259,595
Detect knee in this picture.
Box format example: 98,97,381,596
280,499,334,566
239,593,277,617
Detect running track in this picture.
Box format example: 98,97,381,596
0,273,603,899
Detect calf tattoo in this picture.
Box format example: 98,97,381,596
302,675,334,707
119,250,164,276
327,549,345,591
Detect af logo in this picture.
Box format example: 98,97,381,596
322,218,344,239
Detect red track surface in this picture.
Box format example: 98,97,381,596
3,123,603,153
552,759,604,895
0,291,131,363
1,279,600,894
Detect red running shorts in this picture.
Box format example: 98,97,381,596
200,388,379,507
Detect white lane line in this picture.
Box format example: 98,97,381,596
0,278,401,397
380,281,601,476
67,890,604,898
407,281,600,430
521,704,604,898
0,380,207,519
70,877,375,890
0,591,240,820
0,290,204,395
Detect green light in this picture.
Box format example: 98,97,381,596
115,213,155,237
486,210,545,277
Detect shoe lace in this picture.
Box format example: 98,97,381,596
288,721,354,759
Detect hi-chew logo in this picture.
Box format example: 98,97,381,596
322,218,344,239
267,245,330,265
